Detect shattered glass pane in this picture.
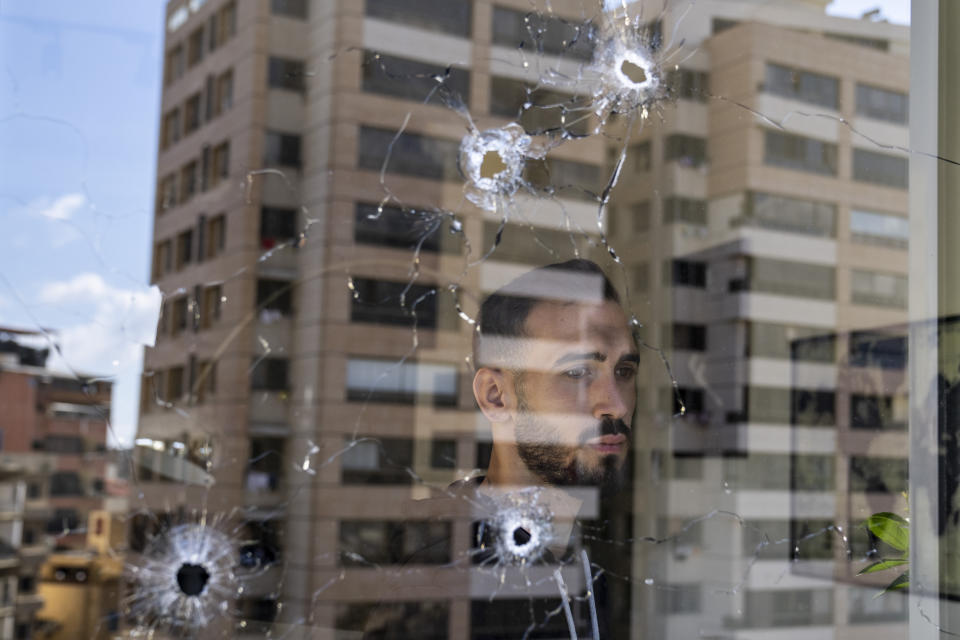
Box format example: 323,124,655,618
11,0,960,637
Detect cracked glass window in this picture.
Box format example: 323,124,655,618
14,0,960,638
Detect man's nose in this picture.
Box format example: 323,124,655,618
591,373,630,420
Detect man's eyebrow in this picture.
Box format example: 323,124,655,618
619,353,640,365
554,351,606,367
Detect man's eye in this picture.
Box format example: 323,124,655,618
616,365,637,379
564,367,589,379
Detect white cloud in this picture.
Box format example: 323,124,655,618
37,192,86,221
36,273,162,447
39,273,162,372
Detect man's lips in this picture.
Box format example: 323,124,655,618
586,434,627,453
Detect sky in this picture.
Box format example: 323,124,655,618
0,0,909,448
0,1,167,446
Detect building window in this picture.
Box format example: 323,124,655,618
153,239,173,280
664,134,707,168
524,156,604,201
246,437,284,492
430,439,457,469
851,393,907,431
656,584,701,614
340,438,416,484
43,435,84,454
187,26,204,67
665,259,706,288
848,586,907,623
345,358,457,406
238,519,281,567
663,197,707,226
210,141,230,186
184,92,202,134
764,130,837,175
167,366,185,402
357,126,459,181
354,202,444,252
856,83,908,123
735,587,834,626
161,108,181,149
737,257,835,300
491,6,594,60
261,206,297,248
724,453,834,491
488,76,589,136
849,331,906,369
257,279,293,315
850,209,908,248
738,192,836,237
196,359,217,402
175,229,194,270
666,68,709,101
213,69,234,116
825,32,889,51
164,44,185,86
336,602,449,639
671,387,705,414
271,0,308,19
672,323,706,351
672,453,702,480
852,148,908,189
850,456,908,493
747,322,836,362
268,57,306,92
365,0,471,37
738,386,835,426
171,296,188,336
205,213,226,259
471,600,568,639
201,284,222,328
350,278,438,328
250,358,289,391
47,508,80,534
764,62,839,109
364,51,470,104
216,2,237,44
158,173,178,213
264,131,302,167
850,269,908,308
179,160,199,202
339,520,451,564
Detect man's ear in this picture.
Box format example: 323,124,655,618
473,367,515,422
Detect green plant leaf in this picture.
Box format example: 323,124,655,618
882,571,909,594
866,512,910,552
858,558,909,575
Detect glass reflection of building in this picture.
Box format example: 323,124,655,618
139,0,910,636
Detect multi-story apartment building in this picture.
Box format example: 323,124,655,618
0,329,117,551
139,0,912,636
0,455,54,640
607,2,912,638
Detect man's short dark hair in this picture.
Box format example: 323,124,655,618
472,259,621,369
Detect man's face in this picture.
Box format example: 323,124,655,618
510,299,638,491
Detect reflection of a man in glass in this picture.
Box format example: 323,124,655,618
472,259,637,494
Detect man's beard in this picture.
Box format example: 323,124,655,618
514,396,631,495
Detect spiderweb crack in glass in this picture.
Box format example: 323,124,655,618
124,523,241,632
459,123,541,211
